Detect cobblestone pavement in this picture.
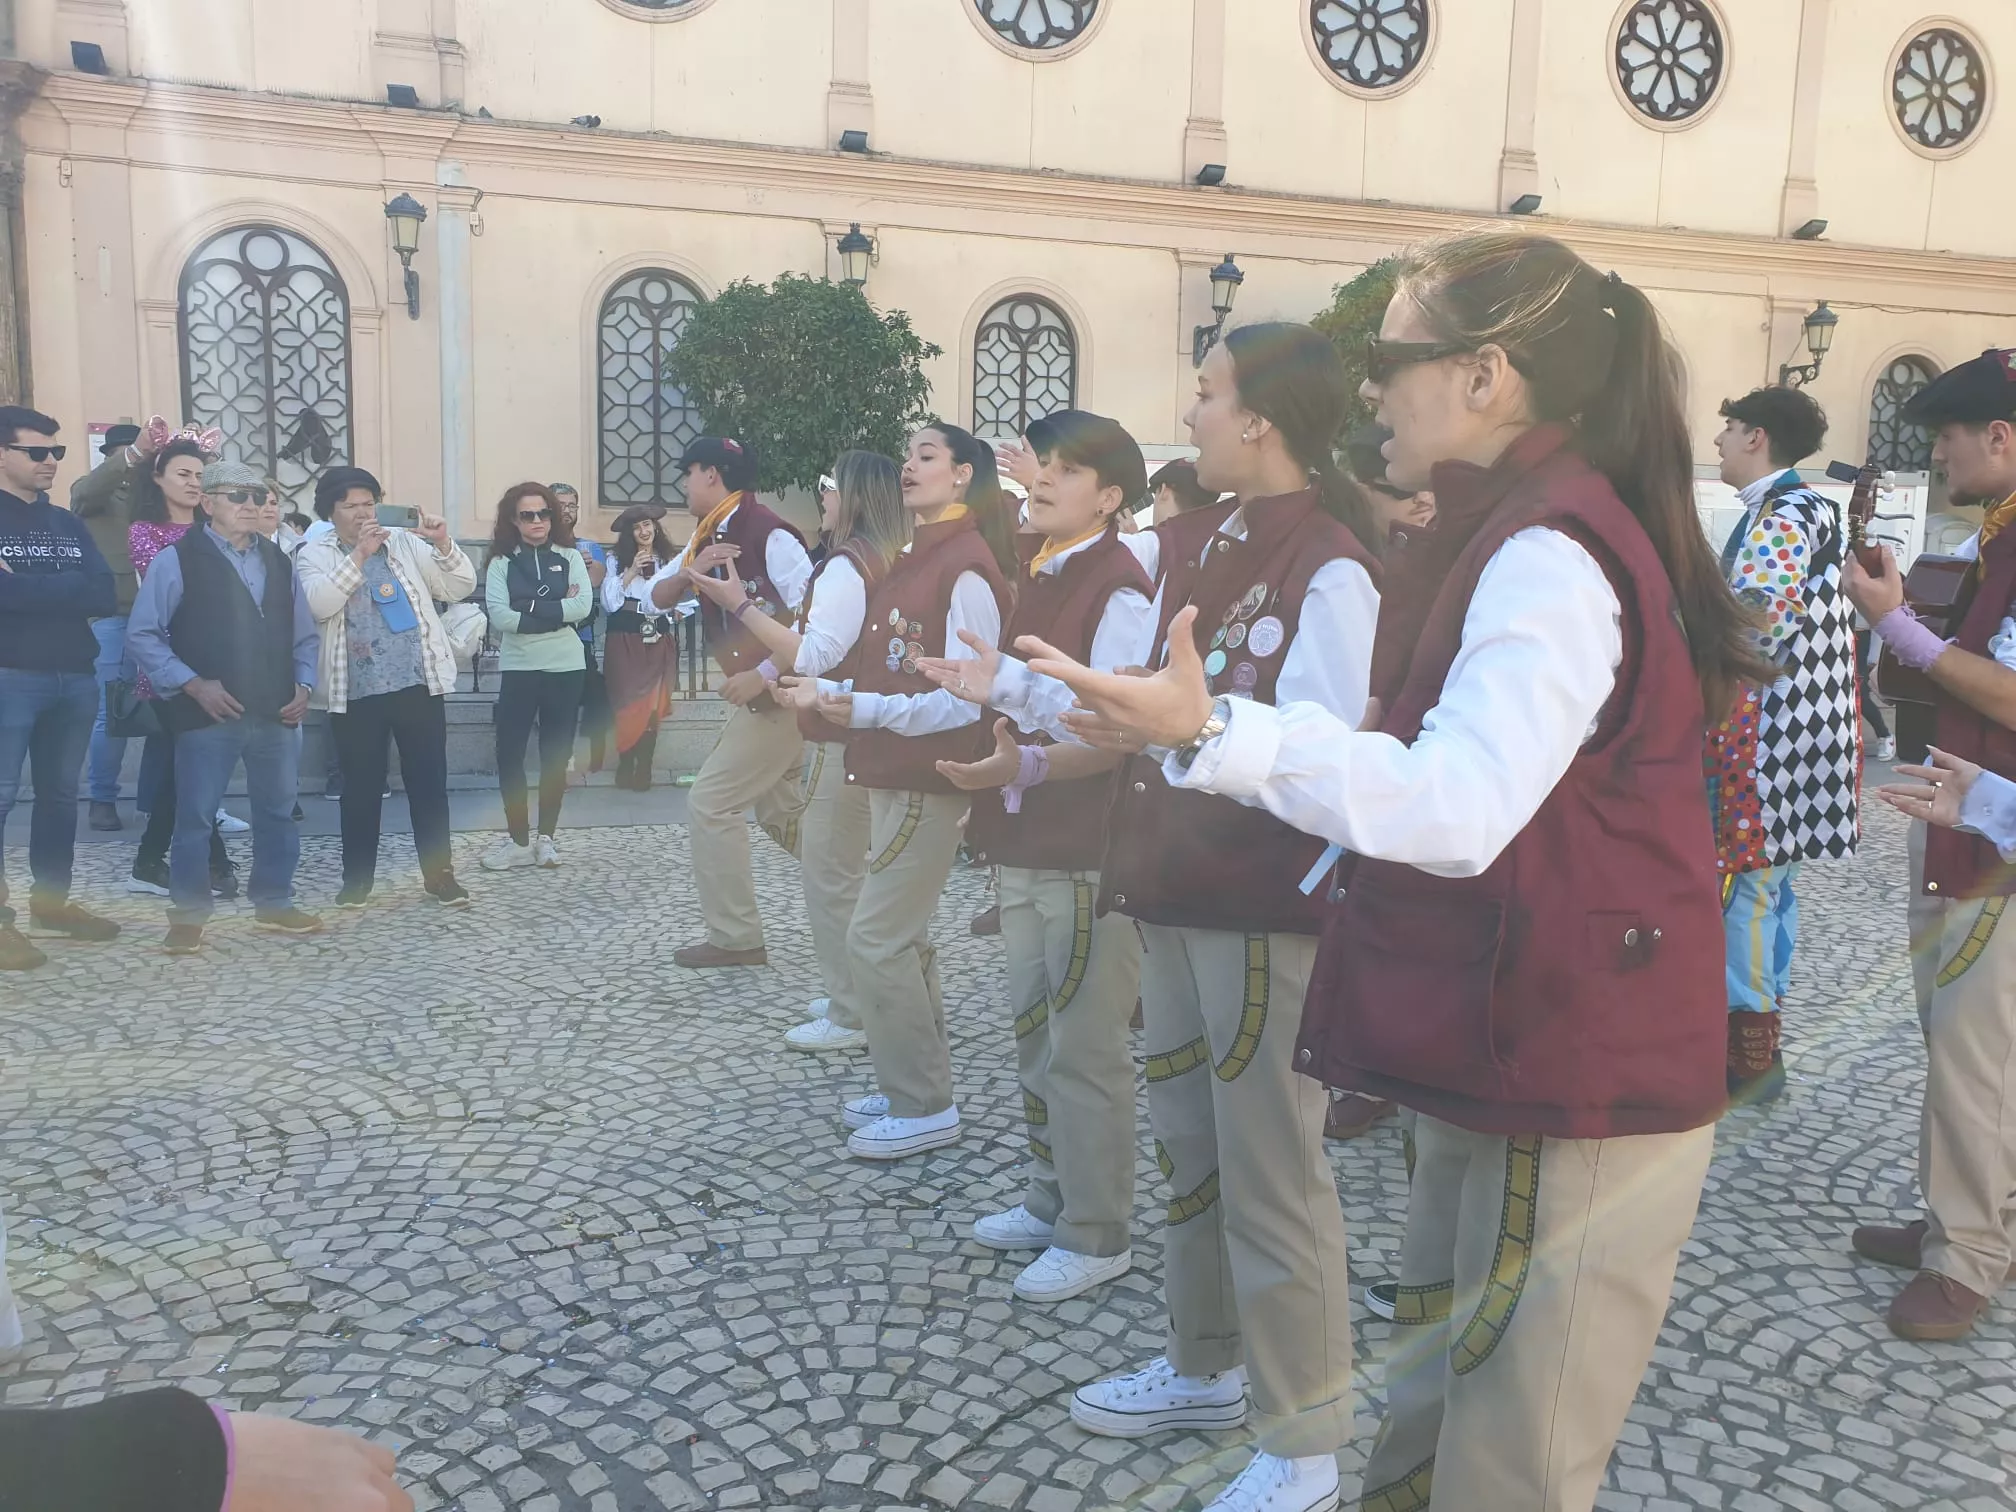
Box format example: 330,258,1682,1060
4,799,2013,1511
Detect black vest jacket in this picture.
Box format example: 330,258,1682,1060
162,528,297,731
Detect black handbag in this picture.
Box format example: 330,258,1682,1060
104,679,162,739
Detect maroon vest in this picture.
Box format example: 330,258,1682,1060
1100,489,1377,934
1927,526,2016,898
693,496,806,713
796,544,881,747
842,513,1012,793
1298,426,1725,1140
969,528,1151,872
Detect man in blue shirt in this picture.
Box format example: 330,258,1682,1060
0,405,121,970
128,459,323,953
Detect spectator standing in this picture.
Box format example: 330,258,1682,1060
0,405,121,970
482,483,590,870
296,466,477,907
67,421,142,828
127,460,323,954
553,483,611,772
600,505,678,790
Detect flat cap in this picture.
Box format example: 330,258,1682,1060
1901,349,2016,428
201,459,267,491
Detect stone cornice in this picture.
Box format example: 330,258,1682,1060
26,73,2016,308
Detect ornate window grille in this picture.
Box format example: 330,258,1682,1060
1310,0,1431,91
973,296,1076,440
1867,357,1939,473
1894,28,1988,151
177,225,352,506
976,0,1098,50
1615,0,1724,123
598,270,704,509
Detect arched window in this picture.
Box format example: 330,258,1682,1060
972,296,1076,440
1867,356,1940,473
178,225,353,503
598,269,704,508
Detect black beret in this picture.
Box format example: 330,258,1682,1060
1901,349,2016,427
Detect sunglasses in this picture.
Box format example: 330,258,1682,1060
1364,339,1475,386
214,488,261,504
819,475,838,493
4,444,66,462
517,508,552,523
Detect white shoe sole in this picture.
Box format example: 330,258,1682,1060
848,1123,962,1160
1069,1394,1248,1439
126,878,169,897
786,1027,867,1053
1015,1252,1132,1303
1362,1285,1398,1321
972,1223,1056,1253
480,854,535,872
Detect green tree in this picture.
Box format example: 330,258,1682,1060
1310,257,1402,434
663,273,942,495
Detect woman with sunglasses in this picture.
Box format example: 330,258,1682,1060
600,505,679,791
481,484,591,871
1028,233,1771,1512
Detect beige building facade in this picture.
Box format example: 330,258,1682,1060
5,0,2015,532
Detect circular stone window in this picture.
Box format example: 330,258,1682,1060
1309,0,1432,93
1614,0,1725,124
1892,26,1989,153
974,0,1100,52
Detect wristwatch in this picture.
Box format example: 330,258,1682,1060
1173,696,1234,770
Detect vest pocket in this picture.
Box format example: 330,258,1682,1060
1338,891,1507,1091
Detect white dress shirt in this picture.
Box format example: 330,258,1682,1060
795,555,867,678
601,564,667,615
645,503,814,614
989,533,1157,743
847,569,1002,736
1167,526,1623,878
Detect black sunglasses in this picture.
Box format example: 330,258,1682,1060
1364,339,1475,386
517,508,553,523
215,488,261,504
4,444,66,462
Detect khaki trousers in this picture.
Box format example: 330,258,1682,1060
850,789,968,1119
688,703,805,952
1001,867,1141,1258
1906,823,2016,1299
1141,924,1354,1458
800,742,872,1031
1359,1116,1714,1512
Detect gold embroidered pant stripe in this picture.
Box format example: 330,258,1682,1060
687,703,805,952
1359,1115,1713,1512
799,743,872,1031
849,789,968,1119
1907,822,2016,1299
1001,866,1140,1258
1140,923,1353,1459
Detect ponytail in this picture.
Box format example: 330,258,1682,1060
929,423,1020,578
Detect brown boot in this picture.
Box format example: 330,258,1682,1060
1726,1010,1785,1103
1887,1271,1990,1341
970,905,1001,937
672,941,768,968
1325,1092,1397,1141
1851,1219,2016,1282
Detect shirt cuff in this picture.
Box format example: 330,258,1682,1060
154,658,197,694
1162,698,1285,797
848,691,889,729
1958,772,2016,861
1874,605,1948,671
991,656,1034,714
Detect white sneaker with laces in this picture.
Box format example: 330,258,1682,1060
535,835,562,868
972,1204,1056,1251
481,838,537,871
1071,1355,1248,1438
808,997,831,1019
1202,1452,1339,1512
843,1094,890,1129
214,808,250,834
1874,735,1898,762
1014,1246,1132,1303
785,1017,867,1052
847,1106,962,1160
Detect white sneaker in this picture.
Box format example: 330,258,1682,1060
847,1106,962,1160
481,838,536,871
1874,735,1898,762
972,1204,1056,1251
535,835,562,868
842,1094,890,1129
1014,1246,1132,1303
808,997,831,1019
214,808,250,834
1071,1356,1248,1438
1202,1452,1340,1512
1363,1280,1399,1321
786,1017,867,1052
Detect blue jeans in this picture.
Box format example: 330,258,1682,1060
86,615,128,802
1723,861,1801,1014
170,717,301,925
0,668,97,925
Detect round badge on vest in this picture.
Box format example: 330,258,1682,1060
1247,615,1285,658
1225,621,1247,650
1238,584,1268,620
1204,649,1228,678
1231,661,1259,691
1210,626,1226,651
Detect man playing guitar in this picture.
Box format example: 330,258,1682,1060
1847,347,2016,1342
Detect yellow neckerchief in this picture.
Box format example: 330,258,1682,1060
1980,489,2016,547
689,490,745,550
1029,522,1107,578
928,503,970,524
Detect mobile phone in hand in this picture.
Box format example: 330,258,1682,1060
374,504,421,529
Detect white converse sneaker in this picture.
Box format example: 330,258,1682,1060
786,1017,867,1052
1014,1246,1132,1303
535,835,562,868
481,838,536,871
842,1093,890,1129
972,1204,1056,1251
1071,1356,1248,1438
1203,1452,1339,1512
847,1106,962,1160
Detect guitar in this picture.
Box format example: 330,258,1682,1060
1825,460,1974,707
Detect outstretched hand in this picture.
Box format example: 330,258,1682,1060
918,630,1003,706
1877,744,1981,831
936,717,1022,791
1024,604,1214,752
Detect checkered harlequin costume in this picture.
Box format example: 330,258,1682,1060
1705,472,1861,874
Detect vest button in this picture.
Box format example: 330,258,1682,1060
1132,781,1147,793
1114,893,1127,906
1186,559,1196,569
1623,927,1640,947
1927,881,1939,893
1296,1048,1312,1068
1329,885,1344,903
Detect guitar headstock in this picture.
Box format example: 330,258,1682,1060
1827,458,1887,572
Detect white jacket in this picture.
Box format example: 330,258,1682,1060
295,528,478,712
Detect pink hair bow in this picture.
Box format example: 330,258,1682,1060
142,416,226,457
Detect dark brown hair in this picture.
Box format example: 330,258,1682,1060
489,482,577,559
610,506,676,571
1221,322,1377,549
